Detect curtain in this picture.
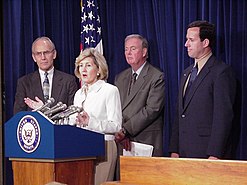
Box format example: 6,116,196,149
3,0,247,184
3,0,81,120
3,1,81,184
99,0,247,158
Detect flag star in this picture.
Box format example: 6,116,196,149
83,24,89,33
87,0,95,8
88,11,95,20
89,24,95,31
97,27,101,35
81,13,87,23
91,36,95,43
97,15,100,23
85,37,90,45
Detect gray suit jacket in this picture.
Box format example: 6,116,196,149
169,55,237,159
14,69,78,114
115,62,165,156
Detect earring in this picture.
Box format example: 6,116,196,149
97,73,100,76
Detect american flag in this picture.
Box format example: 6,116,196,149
80,0,103,54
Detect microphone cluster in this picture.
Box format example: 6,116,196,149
34,97,83,124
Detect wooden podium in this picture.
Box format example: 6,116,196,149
5,111,105,185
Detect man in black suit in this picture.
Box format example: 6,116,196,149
14,36,78,114
169,20,237,159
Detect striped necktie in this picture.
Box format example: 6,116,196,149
43,72,50,102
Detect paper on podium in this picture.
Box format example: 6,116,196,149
123,142,154,157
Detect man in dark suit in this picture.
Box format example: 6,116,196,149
114,34,165,157
14,36,78,114
169,20,237,159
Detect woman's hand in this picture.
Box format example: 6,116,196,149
76,111,89,127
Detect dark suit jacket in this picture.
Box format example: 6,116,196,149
115,62,165,156
14,69,78,114
169,55,237,159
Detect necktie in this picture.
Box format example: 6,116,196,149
43,72,50,102
133,73,137,84
184,64,198,100
128,73,137,95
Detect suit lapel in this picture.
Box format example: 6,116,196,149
183,56,216,110
179,67,191,109
119,69,132,107
122,63,149,110
51,70,63,101
31,71,45,101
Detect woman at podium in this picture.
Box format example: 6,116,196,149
71,48,122,185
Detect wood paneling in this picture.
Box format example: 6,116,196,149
103,156,247,185
12,161,54,185
12,159,95,185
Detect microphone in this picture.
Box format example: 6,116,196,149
43,102,63,115
63,106,84,118
50,106,83,121
50,105,75,120
35,97,55,112
44,104,67,117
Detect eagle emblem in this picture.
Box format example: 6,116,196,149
17,115,40,153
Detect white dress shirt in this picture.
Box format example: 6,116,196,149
70,80,122,137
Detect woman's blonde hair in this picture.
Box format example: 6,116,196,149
74,48,108,81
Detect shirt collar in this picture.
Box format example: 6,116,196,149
81,80,105,94
132,61,147,77
39,66,54,76
195,52,212,73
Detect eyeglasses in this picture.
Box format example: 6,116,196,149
33,49,55,57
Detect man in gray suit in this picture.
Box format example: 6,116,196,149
14,36,78,114
114,34,165,157
169,20,237,159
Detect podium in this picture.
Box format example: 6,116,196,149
5,111,105,185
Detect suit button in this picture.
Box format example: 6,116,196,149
181,114,185,118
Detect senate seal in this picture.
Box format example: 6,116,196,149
17,115,41,153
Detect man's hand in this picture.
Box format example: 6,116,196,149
115,129,125,143
121,137,131,151
24,96,44,110
115,129,131,151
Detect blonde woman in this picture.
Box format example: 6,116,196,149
71,48,122,185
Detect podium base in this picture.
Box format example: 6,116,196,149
12,159,95,185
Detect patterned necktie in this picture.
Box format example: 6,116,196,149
184,64,198,101
128,73,137,95
43,72,50,102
